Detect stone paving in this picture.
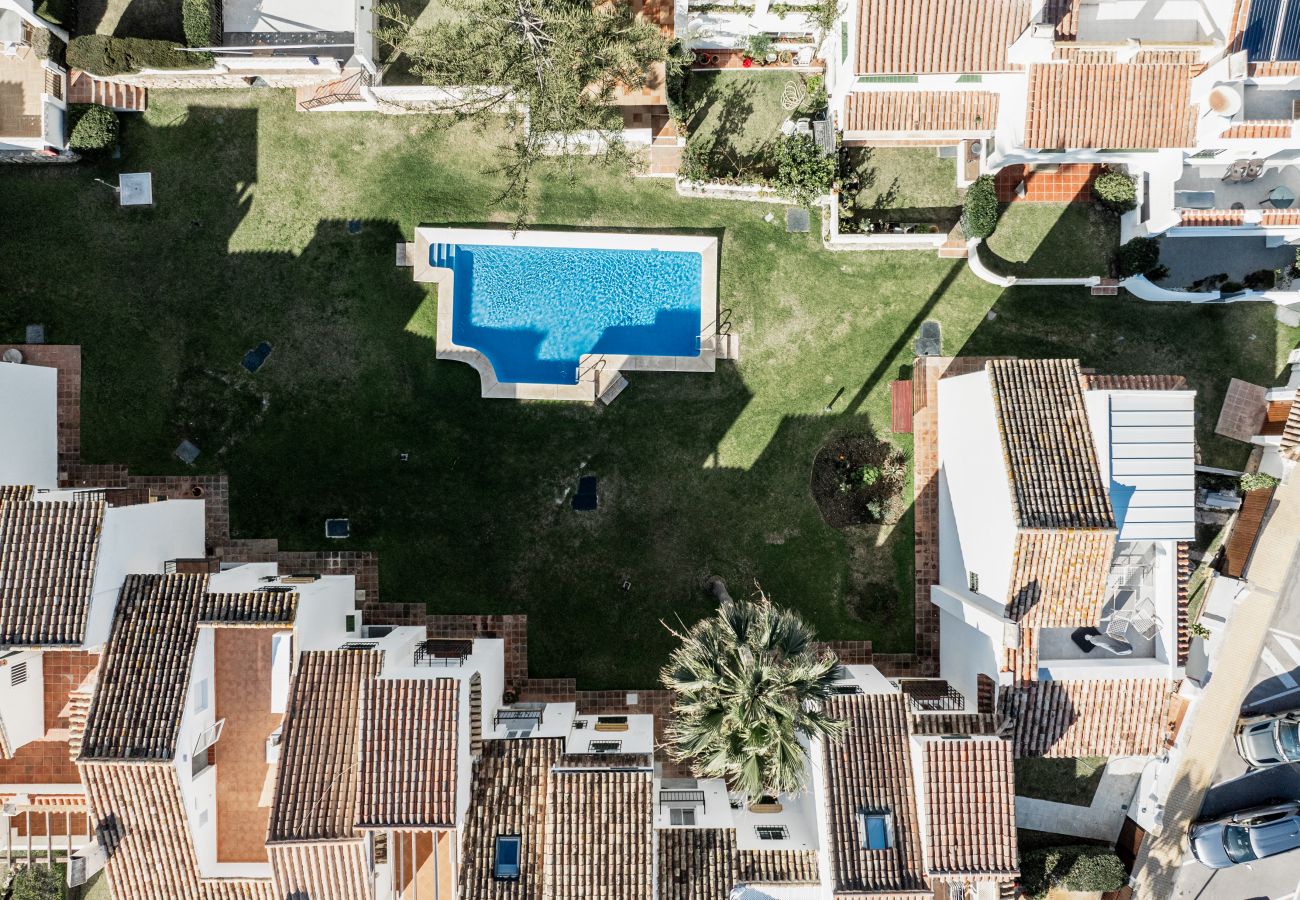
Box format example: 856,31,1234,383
994,163,1103,203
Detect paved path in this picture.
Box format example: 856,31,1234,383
1016,757,1145,841
1132,474,1300,897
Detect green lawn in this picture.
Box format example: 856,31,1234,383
682,70,806,180
979,202,1119,278
1014,757,1107,807
74,0,183,40
839,146,962,231
0,90,1293,687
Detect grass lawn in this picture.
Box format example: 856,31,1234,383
682,70,808,180
839,146,962,231
74,0,184,40
979,202,1118,278
0,91,1294,687
1014,757,1107,807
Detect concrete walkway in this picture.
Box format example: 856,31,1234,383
1016,756,1145,842
1132,473,1300,897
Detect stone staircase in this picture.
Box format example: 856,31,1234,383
1091,277,1120,296
937,223,968,259
67,70,148,111
64,668,98,762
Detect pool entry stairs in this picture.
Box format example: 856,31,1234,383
432,243,458,269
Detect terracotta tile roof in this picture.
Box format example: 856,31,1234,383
1081,374,1189,391
1221,121,1293,139
922,739,1018,878
1024,63,1196,149
1006,530,1116,627
987,359,1115,529
0,485,33,503
842,91,999,134
821,693,927,894
0,500,105,646
81,761,275,900
1180,209,1246,226
268,842,370,900
199,591,298,626
461,738,563,900
79,573,208,760
1263,210,1300,227
543,767,654,900
856,0,1031,74
910,712,1002,736
1283,389,1300,459
268,649,382,842
357,678,459,829
1002,678,1177,757
1177,542,1191,666
658,829,819,900
1053,47,1116,63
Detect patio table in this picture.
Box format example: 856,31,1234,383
1268,186,1295,208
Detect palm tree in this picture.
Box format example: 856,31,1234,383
660,578,846,799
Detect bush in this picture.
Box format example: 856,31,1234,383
68,104,118,152
182,0,218,47
67,35,212,75
32,26,66,65
1116,236,1160,277
1020,845,1125,899
1094,167,1137,212
1241,472,1280,492
773,133,835,206
961,174,998,239
745,32,773,61
11,864,66,900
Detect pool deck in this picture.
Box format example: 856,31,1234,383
408,227,730,402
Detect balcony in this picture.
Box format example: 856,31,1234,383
1175,162,1300,214
413,638,472,667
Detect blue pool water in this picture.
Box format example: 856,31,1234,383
439,242,703,385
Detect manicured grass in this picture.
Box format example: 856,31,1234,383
979,202,1119,278
839,146,962,229
682,70,805,179
74,0,183,40
1015,757,1107,807
0,91,1293,687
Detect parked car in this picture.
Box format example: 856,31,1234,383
1235,710,1300,768
1189,801,1300,869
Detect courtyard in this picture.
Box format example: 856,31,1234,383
0,90,1294,688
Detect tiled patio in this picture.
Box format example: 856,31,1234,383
0,46,45,138
1174,163,1300,211
994,163,1101,203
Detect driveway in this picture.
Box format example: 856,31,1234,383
1169,563,1300,900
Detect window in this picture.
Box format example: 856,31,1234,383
193,679,209,714
669,808,696,827
590,741,621,753
857,75,919,84
344,614,356,633
192,719,225,758
494,835,522,880
858,811,893,850
9,661,27,687
755,826,789,841
968,571,980,593
198,809,209,827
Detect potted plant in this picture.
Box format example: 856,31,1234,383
746,32,774,66
778,49,793,65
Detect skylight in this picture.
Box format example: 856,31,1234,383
859,810,893,850
494,835,522,880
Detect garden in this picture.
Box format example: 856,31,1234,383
836,146,963,235
1,90,1294,688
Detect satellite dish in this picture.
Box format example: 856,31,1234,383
1209,84,1242,117
2,348,23,364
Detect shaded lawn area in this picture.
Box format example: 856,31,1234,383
1014,757,1107,807
839,146,961,231
74,0,184,40
682,70,803,180
0,91,1294,687
978,202,1118,278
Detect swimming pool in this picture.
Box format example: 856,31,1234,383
436,241,703,385
409,227,725,402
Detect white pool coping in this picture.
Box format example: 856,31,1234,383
411,227,723,401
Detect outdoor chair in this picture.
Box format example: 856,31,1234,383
1106,596,1161,641
1244,159,1265,181
1222,160,1250,182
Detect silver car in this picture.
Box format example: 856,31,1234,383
1235,711,1300,768
1189,801,1300,869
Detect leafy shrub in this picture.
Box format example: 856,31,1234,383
182,0,217,47
1241,472,1280,492
1094,167,1137,212
1116,236,1160,277
961,174,998,239
746,32,774,61
1020,845,1126,899
11,864,66,900
773,133,835,206
67,35,212,75
1244,268,1275,291
1221,280,1244,293
663,40,692,124
799,74,828,115
68,104,118,151
31,26,66,65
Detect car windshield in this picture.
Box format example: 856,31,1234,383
1224,825,1260,863
1278,722,1300,760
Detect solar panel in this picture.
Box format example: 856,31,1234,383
1278,0,1300,60
1243,0,1282,58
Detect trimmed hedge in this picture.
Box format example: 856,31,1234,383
1021,844,1126,899
32,26,67,65
1094,167,1137,212
68,103,118,151
67,34,212,75
183,0,218,47
1116,236,1161,278
962,174,999,239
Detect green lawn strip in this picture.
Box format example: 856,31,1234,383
74,0,184,40
682,70,802,180
978,202,1118,278
0,90,1292,686
1014,757,1107,807
840,146,962,229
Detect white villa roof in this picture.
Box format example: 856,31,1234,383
222,0,354,34
0,361,58,490
1086,389,1197,541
